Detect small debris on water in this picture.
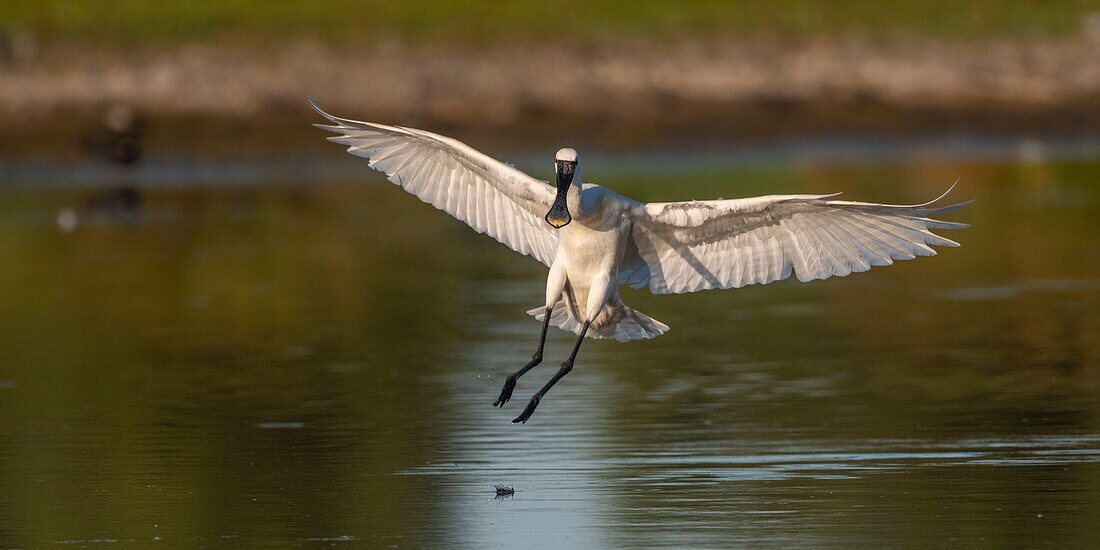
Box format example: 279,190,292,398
493,484,515,496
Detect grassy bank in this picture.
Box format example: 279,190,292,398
3,0,1099,47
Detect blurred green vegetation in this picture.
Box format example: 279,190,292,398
3,0,1099,47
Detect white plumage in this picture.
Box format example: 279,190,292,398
311,100,971,422
624,189,969,294
313,101,559,267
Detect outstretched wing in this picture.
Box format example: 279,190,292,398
621,185,971,294
311,100,559,266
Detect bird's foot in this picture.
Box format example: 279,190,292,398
493,376,517,407
512,395,541,424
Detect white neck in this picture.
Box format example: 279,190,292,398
566,165,588,220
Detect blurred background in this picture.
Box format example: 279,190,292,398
0,1,1098,547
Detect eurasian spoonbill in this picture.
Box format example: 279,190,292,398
310,100,971,424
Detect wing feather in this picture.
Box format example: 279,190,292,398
626,185,971,294
311,100,558,266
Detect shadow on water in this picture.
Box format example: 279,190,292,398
0,151,1097,547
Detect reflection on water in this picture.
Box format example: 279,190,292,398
0,158,1097,547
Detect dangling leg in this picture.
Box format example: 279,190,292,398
495,261,567,408
493,308,551,407
512,319,590,424
512,273,611,424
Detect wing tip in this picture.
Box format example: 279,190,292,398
918,178,968,207
307,96,337,122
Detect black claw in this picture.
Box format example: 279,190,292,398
493,376,517,407
512,395,541,424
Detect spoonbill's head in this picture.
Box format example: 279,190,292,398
546,148,578,228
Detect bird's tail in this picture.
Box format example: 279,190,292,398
527,302,669,342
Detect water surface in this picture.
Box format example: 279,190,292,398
0,153,1097,547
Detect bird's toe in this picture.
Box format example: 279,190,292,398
512,395,541,423
493,377,517,407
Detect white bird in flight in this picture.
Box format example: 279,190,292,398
310,100,971,423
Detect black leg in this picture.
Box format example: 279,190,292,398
513,319,591,424
494,307,552,407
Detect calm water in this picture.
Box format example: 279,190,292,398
0,152,1098,547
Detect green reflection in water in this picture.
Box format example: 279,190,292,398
0,159,1097,547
